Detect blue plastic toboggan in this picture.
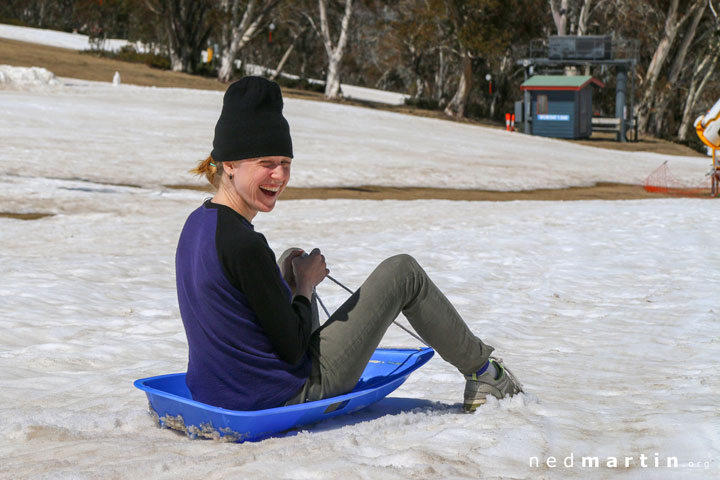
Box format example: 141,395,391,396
134,347,434,442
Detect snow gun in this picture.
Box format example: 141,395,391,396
694,97,720,196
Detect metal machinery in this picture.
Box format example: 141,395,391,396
517,35,637,142
694,98,720,196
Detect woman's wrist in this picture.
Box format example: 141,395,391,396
294,282,313,300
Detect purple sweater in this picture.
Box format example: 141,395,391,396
175,200,312,410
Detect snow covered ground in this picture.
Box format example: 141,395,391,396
0,22,140,52
0,71,708,193
0,28,718,480
0,180,717,480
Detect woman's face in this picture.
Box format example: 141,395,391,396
227,156,292,218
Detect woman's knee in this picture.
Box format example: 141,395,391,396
378,253,421,275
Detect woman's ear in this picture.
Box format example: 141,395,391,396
222,161,235,180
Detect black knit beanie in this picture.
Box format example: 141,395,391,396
211,76,293,162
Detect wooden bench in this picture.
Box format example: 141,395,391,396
591,117,637,141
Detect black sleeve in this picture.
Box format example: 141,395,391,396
216,211,313,365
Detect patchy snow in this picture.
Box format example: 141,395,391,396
244,63,409,105
0,23,718,480
0,65,61,91
0,76,709,191
0,178,717,480
340,83,409,105
0,22,139,52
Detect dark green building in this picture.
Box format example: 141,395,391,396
519,75,604,139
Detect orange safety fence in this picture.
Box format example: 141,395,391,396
643,161,713,197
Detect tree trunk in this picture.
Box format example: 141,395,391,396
164,12,184,72
442,0,473,118
217,0,254,82
434,48,447,102
678,50,718,140
549,0,569,35
318,0,354,99
216,0,285,83
325,56,342,98
218,0,254,83
444,51,472,118
649,4,705,136
636,0,703,133
577,0,593,35
145,0,212,74
271,41,296,81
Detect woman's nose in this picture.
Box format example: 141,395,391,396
271,165,289,179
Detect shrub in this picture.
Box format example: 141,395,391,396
81,44,170,70
404,97,441,110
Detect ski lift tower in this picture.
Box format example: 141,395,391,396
516,35,638,142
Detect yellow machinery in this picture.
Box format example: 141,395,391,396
695,98,720,196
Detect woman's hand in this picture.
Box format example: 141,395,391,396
291,248,329,300
279,248,305,292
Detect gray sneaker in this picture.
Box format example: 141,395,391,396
463,357,523,413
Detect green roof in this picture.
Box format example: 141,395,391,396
521,75,603,90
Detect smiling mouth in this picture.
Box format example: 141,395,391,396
259,185,281,197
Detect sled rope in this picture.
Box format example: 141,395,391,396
314,274,430,347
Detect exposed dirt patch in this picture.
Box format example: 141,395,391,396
0,37,227,91
574,132,704,157
164,183,681,201
0,212,55,220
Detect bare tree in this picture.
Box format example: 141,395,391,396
677,11,720,140
650,3,707,135
443,0,473,117
388,0,450,100
143,0,213,72
635,0,706,134
441,0,515,118
678,51,718,140
216,0,285,83
270,25,308,80
318,0,354,99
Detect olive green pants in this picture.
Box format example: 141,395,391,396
280,253,494,405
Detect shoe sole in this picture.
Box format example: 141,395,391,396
462,396,487,413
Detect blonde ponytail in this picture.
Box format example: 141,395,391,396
191,155,223,189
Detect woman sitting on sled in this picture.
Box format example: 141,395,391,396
175,76,522,413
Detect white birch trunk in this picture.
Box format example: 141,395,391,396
148,0,211,74
668,4,705,84
162,11,185,72
218,20,263,83
325,56,342,98
443,51,472,118
169,52,184,72
549,0,569,35
650,4,705,135
577,0,593,35
636,0,703,133
270,41,296,81
434,48,446,101
319,0,354,99
678,51,718,140
216,0,284,83
218,0,258,83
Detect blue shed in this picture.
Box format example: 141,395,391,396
520,75,604,139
